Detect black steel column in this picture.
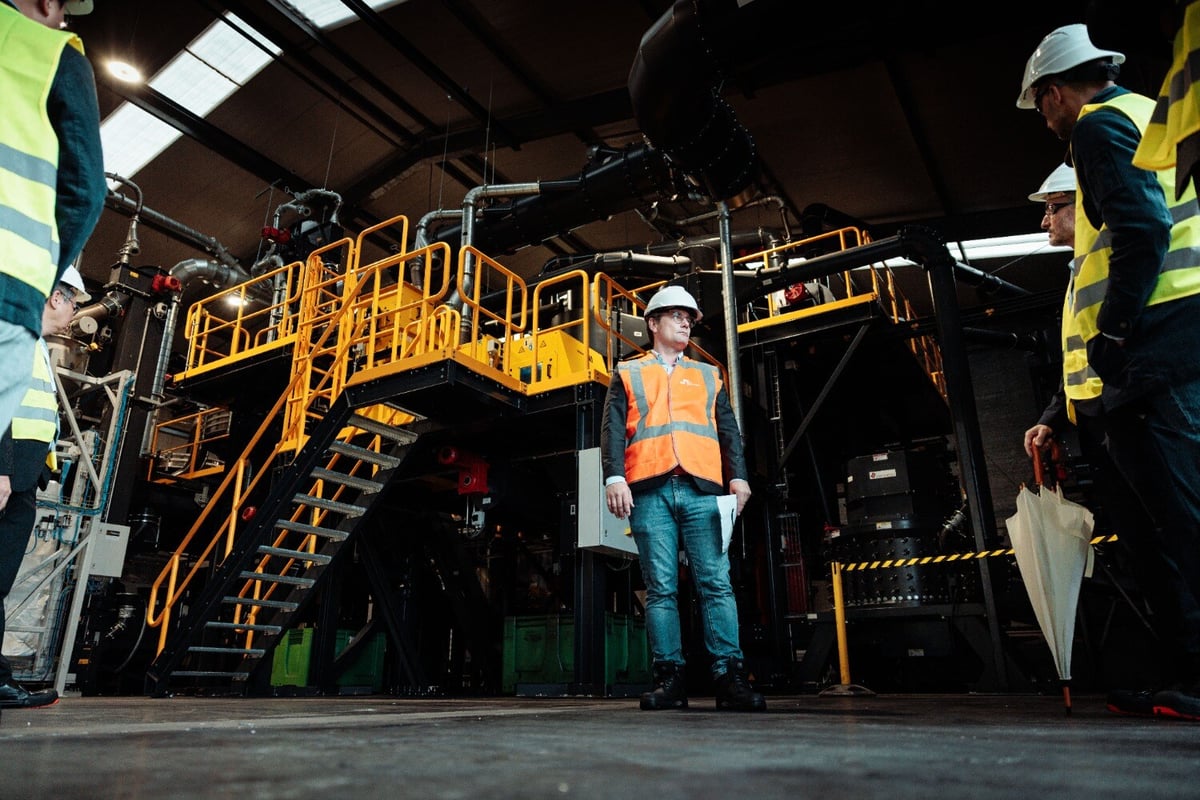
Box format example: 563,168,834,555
918,235,1008,691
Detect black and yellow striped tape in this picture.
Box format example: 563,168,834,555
838,534,1119,572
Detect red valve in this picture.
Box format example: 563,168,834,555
261,226,291,244
151,273,183,294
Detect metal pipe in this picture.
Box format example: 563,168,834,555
717,202,743,430
105,190,241,269
70,291,132,337
105,172,142,265
457,182,541,338
413,209,462,286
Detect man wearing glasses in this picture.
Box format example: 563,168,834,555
0,0,105,447
601,284,763,712
0,266,89,709
1018,23,1200,720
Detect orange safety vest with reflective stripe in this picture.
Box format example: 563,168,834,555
1064,91,1200,421
617,353,724,487
0,5,85,299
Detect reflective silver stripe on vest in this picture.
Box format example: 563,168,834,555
0,204,60,266
0,141,57,186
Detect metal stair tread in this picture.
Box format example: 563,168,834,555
222,596,299,610
309,466,383,493
187,645,267,656
238,571,316,587
292,493,367,516
348,412,418,443
274,518,349,540
256,545,333,564
205,621,283,633
328,439,402,467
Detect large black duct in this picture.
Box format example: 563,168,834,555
629,0,803,204
431,144,676,254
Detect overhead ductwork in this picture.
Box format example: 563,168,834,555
433,144,676,255
629,0,778,206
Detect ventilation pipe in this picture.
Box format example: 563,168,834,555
628,0,768,206
433,144,676,257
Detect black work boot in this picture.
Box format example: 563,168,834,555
714,660,766,712
640,662,688,710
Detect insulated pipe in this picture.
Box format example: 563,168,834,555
413,208,462,287
149,295,180,403
433,144,676,257
456,182,541,339
629,0,759,204
169,257,255,296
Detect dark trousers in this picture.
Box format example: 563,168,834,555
1104,377,1200,678
0,488,37,685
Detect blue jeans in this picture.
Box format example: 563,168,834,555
630,475,742,677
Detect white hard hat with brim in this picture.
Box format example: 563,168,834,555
59,266,92,304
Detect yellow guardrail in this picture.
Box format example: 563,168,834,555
732,226,946,400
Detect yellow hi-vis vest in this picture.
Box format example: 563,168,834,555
0,5,86,296
12,339,59,469
618,354,723,487
1064,91,1200,421
1134,2,1200,198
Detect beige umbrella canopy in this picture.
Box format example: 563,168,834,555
1005,446,1096,713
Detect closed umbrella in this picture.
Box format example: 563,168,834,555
1005,445,1095,713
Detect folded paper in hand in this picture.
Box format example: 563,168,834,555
718,494,738,554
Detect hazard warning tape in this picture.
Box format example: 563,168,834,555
838,534,1120,572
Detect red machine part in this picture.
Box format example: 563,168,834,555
261,226,291,244
437,446,489,496
151,273,183,294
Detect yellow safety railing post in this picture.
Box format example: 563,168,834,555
819,560,876,697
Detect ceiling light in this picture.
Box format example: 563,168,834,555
106,60,143,83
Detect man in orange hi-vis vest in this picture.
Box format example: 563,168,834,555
601,284,763,712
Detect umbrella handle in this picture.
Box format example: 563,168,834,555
1032,440,1063,488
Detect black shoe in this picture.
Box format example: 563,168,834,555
0,681,59,709
640,662,687,710
1106,688,1155,717
1152,685,1200,721
714,660,766,712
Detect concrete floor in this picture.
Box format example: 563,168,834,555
0,691,1195,799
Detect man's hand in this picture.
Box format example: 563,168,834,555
0,474,11,513
730,478,751,516
1023,424,1054,458
606,480,633,520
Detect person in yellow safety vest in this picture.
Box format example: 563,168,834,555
1021,163,1176,671
600,284,764,712
1019,23,1200,721
0,265,89,710
0,0,106,454
1134,2,1200,202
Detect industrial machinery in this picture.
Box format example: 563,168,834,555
8,0,1096,701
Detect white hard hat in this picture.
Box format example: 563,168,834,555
1029,163,1076,201
1016,24,1125,109
64,0,94,15
59,266,92,304
643,284,702,322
